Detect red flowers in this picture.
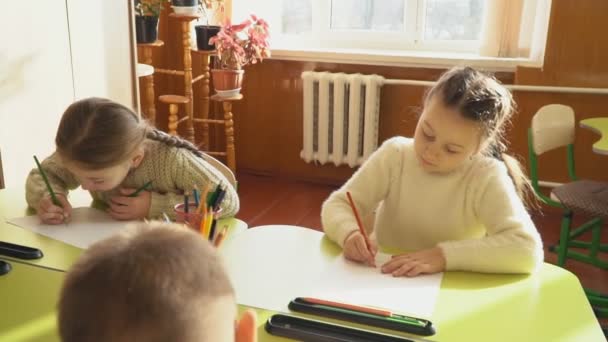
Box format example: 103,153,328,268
209,14,271,69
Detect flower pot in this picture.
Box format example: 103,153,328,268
172,5,198,15
211,69,244,95
135,16,159,44
172,0,196,6
195,25,220,51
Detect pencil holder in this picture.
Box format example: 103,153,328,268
174,203,203,231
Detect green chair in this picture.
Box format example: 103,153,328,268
528,104,608,311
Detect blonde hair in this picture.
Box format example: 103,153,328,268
426,67,534,206
58,222,234,342
55,97,206,169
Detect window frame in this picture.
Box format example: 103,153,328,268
267,0,483,53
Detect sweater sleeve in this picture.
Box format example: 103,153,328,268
25,153,80,210
438,163,544,274
148,149,239,220
321,137,404,247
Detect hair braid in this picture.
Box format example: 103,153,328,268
146,129,205,159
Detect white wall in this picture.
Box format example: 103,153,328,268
67,0,136,108
0,0,75,188
0,0,136,188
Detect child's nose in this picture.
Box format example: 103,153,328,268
425,144,440,159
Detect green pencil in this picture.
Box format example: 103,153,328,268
33,155,61,207
128,181,153,197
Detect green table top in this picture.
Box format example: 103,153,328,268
230,225,604,342
0,260,63,342
580,117,608,155
0,189,604,342
0,187,247,271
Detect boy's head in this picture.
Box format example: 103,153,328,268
58,222,256,342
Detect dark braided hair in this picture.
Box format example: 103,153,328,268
145,129,205,159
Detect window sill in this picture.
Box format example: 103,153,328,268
269,48,541,72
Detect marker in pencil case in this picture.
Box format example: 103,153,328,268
212,186,226,211
288,297,436,336
192,188,200,208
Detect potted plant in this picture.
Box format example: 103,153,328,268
194,0,225,51
134,0,167,44
209,15,271,96
171,0,198,15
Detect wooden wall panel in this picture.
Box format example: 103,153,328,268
147,0,608,185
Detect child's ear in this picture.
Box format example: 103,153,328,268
235,310,257,342
131,146,145,168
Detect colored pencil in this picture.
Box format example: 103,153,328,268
128,180,153,197
213,225,228,247
33,156,61,207
345,191,372,252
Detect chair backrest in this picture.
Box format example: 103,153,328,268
201,152,237,190
530,104,575,155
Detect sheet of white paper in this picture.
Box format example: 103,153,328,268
8,207,132,249
221,225,442,319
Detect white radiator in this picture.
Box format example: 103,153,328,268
301,71,384,167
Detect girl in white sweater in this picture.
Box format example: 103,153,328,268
321,67,543,277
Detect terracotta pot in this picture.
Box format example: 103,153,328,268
211,69,245,91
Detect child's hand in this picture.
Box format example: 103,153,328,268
108,188,151,220
343,231,378,267
381,247,446,277
37,193,72,224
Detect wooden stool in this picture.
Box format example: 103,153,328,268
137,40,164,124
205,94,243,173
159,95,190,139
136,63,155,124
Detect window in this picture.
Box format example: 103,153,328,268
233,0,487,53
232,0,551,69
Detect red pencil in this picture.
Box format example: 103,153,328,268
302,297,391,317
345,191,372,252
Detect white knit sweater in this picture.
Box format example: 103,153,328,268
321,137,543,274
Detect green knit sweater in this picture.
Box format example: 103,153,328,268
25,139,239,219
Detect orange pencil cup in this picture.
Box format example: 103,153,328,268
174,203,203,231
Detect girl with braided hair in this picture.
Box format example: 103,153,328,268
322,67,543,277
26,97,238,224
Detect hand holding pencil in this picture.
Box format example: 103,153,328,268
37,193,72,225
34,155,72,225
343,191,378,267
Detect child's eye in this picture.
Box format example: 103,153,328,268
93,180,105,184
423,131,435,141
445,148,460,154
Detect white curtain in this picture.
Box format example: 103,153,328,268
479,0,552,64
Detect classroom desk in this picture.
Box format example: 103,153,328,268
580,117,608,155
0,187,248,271
230,225,605,342
0,186,249,342
0,259,64,342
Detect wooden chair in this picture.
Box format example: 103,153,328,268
195,94,243,173
137,63,156,125
528,104,607,269
528,104,608,316
158,95,191,140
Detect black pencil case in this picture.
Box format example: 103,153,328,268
288,297,436,336
266,314,421,342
